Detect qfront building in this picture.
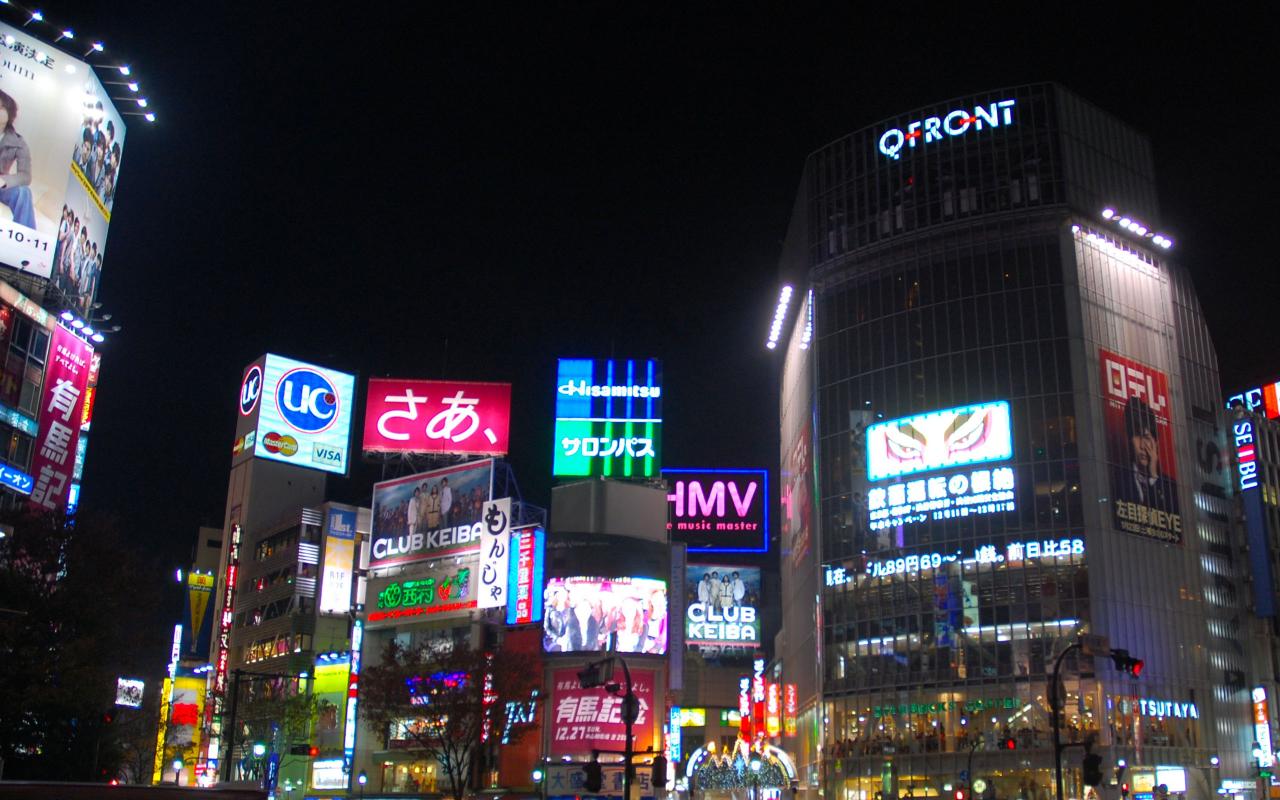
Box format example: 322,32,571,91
774,84,1260,800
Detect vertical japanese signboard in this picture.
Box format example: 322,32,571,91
478,498,512,609
319,507,357,614
553,357,662,478
28,325,92,513
784,683,798,737
363,378,512,456
507,526,545,625
1100,349,1182,543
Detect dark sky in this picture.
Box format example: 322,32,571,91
30,4,1277,570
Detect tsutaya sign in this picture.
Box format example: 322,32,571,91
878,99,1017,161
1138,698,1199,719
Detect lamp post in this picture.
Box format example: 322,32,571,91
750,757,762,800
358,768,368,798
172,758,183,785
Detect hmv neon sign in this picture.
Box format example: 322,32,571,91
878,99,1016,161
663,468,769,553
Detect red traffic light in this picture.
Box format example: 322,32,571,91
1130,659,1144,677
308,745,320,757
1121,783,1130,797
955,790,966,800
1002,737,1017,750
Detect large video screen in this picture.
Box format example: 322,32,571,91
542,577,667,655
864,400,1017,531
0,22,126,315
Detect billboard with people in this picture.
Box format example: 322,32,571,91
0,21,126,314
369,459,495,567
542,576,668,655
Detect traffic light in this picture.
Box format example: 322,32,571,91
1110,649,1145,678
652,755,668,789
288,744,320,757
102,708,116,725
1082,753,1104,787
954,789,966,800
1000,737,1017,750
1121,783,1130,798
584,759,603,793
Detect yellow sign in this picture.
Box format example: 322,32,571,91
679,708,706,727
187,573,215,641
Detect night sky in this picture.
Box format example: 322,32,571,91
28,5,1276,576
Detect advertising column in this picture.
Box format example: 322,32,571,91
27,325,92,513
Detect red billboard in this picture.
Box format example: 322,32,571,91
549,667,654,756
1100,348,1181,543
28,325,92,512
363,378,512,456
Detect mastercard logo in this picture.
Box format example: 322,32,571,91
263,432,299,457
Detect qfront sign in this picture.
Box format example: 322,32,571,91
363,378,512,456
664,468,769,553
877,99,1016,161
553,358,662,478
233,354,356,475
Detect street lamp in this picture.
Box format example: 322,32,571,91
358,769,368,798
172,758,183,785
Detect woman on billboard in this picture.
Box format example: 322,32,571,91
0,90,36,229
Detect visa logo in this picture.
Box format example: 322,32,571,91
313,445,345,465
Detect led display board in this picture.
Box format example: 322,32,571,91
28,325,92,513
363,378,512,456
1227,381,1280,419
825,537,1084,585
366,558,477,627
549,667,654,756
553,357,661,478
370,459,494,567
507,526,545,625
1100,349,1181,543
541,576,668,655
115,677,144,708
685,564,760,648
319,506,357,614
243,354,355,475
0,20,127,316
864,401,1016,530
664,468,768,553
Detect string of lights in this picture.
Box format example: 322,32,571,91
0,0,157,122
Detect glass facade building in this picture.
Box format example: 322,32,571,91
776,84,1258,800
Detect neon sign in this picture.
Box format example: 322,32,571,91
664,468,769,553
1228,381,1280,419
1255,687,1274,768
1137,698,1199,719
553,358,662,478
1235,417,1275,617
1235,420,1260,491
878,99,1016,161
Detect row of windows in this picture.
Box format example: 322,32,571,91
254,525,317,562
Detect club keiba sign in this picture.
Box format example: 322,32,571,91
685,564,760,648
864,401,1016,530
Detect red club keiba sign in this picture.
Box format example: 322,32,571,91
363,378,512,456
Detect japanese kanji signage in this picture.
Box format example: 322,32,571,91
477,498,512,610
28,325,92,513
553,358,662,479
370,459,495,567
549,667,654,756
363,378,512,456
506,526,545,625
366,559,477,626
1100,348,1182,543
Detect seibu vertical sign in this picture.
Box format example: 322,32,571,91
28,325,93,513
1234,415,1275,617
664,468,769,553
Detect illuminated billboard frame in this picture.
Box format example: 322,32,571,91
685,563,760,648
541,576,668,655
864,400,1017,531
664,468,769,553
552,358,662,478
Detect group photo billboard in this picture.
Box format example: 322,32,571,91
553,357,662,479
1100,348,1181,543
685,564,760,649
549,667,654,756
370,459,494,567
0,21,125,314
363,377,512,456
664,468,768,553
542,576,668,655
252,354,356,475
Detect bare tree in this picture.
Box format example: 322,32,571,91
360,638,540,800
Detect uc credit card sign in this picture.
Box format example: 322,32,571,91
251,354,356,475
553,358,662,478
